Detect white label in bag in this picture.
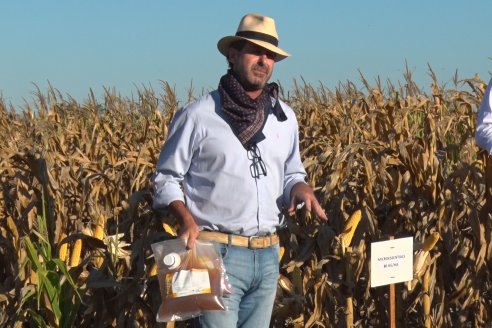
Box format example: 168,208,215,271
166,269,211,297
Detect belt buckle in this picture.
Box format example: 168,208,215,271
248,235,262,249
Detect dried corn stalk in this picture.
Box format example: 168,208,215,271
407,231,440,291
340,209,362,328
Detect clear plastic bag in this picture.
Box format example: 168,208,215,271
151,238,230,322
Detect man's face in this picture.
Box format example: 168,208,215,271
229,42,276,92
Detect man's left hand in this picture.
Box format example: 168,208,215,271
288,182,328,221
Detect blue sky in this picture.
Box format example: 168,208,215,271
1,1,490,108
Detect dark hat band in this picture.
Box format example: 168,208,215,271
235,31,278,47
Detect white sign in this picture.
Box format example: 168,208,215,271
370,237,413,288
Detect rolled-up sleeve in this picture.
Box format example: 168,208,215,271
152,108,196,210
476,78,492,155
282,119,307,206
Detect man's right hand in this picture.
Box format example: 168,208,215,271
168,200,200,249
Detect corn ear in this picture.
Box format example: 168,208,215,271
278,274,294,295
94,256,104,268
163,223,177,237
413,249,429,277
70,238,83,267
30,270,37,285
149,262,157,277
58,233,68,262
279,246,285,262
408,247,432,291
92,215,106,267
407,231,440,290
93,214,105,240
421,232,440,251
340,209,362,248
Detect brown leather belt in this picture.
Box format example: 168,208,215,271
198,231,279,249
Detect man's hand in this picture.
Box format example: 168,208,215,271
168,200,200,249
288,182,328,221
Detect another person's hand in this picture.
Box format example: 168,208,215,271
288,182,328,221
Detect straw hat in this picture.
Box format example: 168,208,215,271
217,13,290,62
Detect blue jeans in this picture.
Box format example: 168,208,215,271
194,243,280,328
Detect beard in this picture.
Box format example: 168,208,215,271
233,63,272,92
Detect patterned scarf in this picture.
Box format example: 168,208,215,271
218,70,287,149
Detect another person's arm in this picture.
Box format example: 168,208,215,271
476,78,492,154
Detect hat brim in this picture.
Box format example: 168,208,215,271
217,36,290,62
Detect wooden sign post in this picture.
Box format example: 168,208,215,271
370,236,413,328
389,236,396,328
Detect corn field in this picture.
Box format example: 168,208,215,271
1,68,491,327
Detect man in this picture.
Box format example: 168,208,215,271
152,13,327,327
476,78,492,154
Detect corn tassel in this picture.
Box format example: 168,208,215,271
340,209,362,249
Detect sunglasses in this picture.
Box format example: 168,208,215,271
247,144,267,179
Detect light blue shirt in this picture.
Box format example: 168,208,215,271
476,78,492,154
152,90,307,236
